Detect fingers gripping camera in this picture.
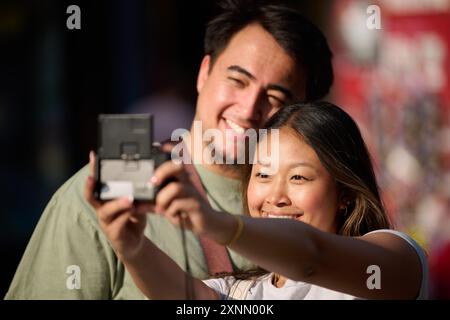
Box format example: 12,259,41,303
94,114,170,201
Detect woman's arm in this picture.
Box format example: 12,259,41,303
123,238,218,300
84,152,219,300
207,213,423,299
152,161,423,299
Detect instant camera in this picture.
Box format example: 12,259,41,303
94,114,170,201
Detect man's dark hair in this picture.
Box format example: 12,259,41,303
204,0,334,101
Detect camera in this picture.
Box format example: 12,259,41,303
94,114,170,201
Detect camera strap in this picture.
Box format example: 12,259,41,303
183,163,234,276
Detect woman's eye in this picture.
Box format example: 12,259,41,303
291,175,308,181
255,172,270,179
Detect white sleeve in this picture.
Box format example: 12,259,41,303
365,229,429,299
202,276,234,300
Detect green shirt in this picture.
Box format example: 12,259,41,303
5,164,254,299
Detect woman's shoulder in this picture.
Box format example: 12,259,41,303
203,275,264,300
362,229,429,299
202,276,237,299
363,229,426,257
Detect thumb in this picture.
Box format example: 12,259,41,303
89,150,96,178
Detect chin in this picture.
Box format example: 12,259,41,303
219,142,245,163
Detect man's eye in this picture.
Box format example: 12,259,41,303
228,77,245,87
268,95,285,108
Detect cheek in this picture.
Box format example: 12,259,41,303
266,107,281,121
246,181,268,217
291,184,338,229
291,189,324,212
198,80,235,117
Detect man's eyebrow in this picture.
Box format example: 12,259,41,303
227,65,255,80
267,84,293,100
227,65,294,100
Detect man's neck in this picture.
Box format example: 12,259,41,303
201,161,242,179
186,127,241,179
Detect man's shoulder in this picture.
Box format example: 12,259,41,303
55,164,89,196
4,165,113,299
46,164,97,222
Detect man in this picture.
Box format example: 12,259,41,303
5,0,333,299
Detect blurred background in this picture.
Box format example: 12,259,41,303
1,0,449,298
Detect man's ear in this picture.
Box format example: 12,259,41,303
196,55,211,93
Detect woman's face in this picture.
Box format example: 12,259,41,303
247,127,340,233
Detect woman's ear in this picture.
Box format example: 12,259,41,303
338,191,353,210
196,55,211,93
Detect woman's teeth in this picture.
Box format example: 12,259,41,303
267,214,301,219
225,119,245,134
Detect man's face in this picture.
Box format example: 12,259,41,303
194,23,305,162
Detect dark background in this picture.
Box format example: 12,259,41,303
0,0,327,297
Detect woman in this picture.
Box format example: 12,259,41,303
85,102,427,299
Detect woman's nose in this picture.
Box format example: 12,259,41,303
266,183,291,207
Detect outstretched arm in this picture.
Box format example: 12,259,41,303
200,212,423,299
122,238,218,300
85,152,218,300
153,161,424,300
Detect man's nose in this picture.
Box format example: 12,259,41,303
239,89,265,123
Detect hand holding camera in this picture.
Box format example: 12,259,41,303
85,114,170,260
85,151,149,261
150,160,225,238
94,114,170,201
84,114,226,261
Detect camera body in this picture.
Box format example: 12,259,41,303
94,114,169,201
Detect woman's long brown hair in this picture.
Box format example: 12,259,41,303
219,102,392,284
241,102,391,236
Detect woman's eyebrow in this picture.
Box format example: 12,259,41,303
256,159,272,166
291,162,317,171
257,159,318,172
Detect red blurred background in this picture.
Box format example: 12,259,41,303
331,0,450,299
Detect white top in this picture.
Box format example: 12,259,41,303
203,229,428,300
